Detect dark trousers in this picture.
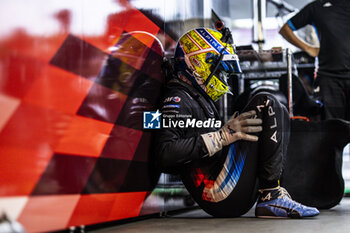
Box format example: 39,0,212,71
181,93,290,217
314,74,350,121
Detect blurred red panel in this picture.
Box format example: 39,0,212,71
81,158,132,194
124,10,160,44
54,116,114,157
0,54,46,99
0,103,72,151
49,34,107,81
100,125,143,160
67,193,118,226
132,132,152,162
23,65,94,114
77,83,127,123
86,10,132,51
82,36,115,55
31,154,98,195
0,103,72,196
107,192,147,221
83,7,156,52
0,146,53,196
131,32,156,50
18,194,80,233
0,30,67,63
0,94,21,133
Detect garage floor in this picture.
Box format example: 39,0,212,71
89,145,350,233
91,197,350,233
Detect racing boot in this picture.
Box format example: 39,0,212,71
255,186,319,218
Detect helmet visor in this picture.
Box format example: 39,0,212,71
221,54,242,74
206,52,242,86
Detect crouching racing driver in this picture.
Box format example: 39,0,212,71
155,27,319,218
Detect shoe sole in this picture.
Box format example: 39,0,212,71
256,214,318,219
256,216,289,219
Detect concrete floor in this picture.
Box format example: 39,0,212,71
91,197,350,233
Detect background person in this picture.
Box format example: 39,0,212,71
279,0,350,120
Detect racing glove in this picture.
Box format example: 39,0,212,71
201,110,262,157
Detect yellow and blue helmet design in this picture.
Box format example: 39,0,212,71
174,27,242,101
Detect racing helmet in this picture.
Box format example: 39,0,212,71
174,27,242,101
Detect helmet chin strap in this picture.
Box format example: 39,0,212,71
204,45,227,87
